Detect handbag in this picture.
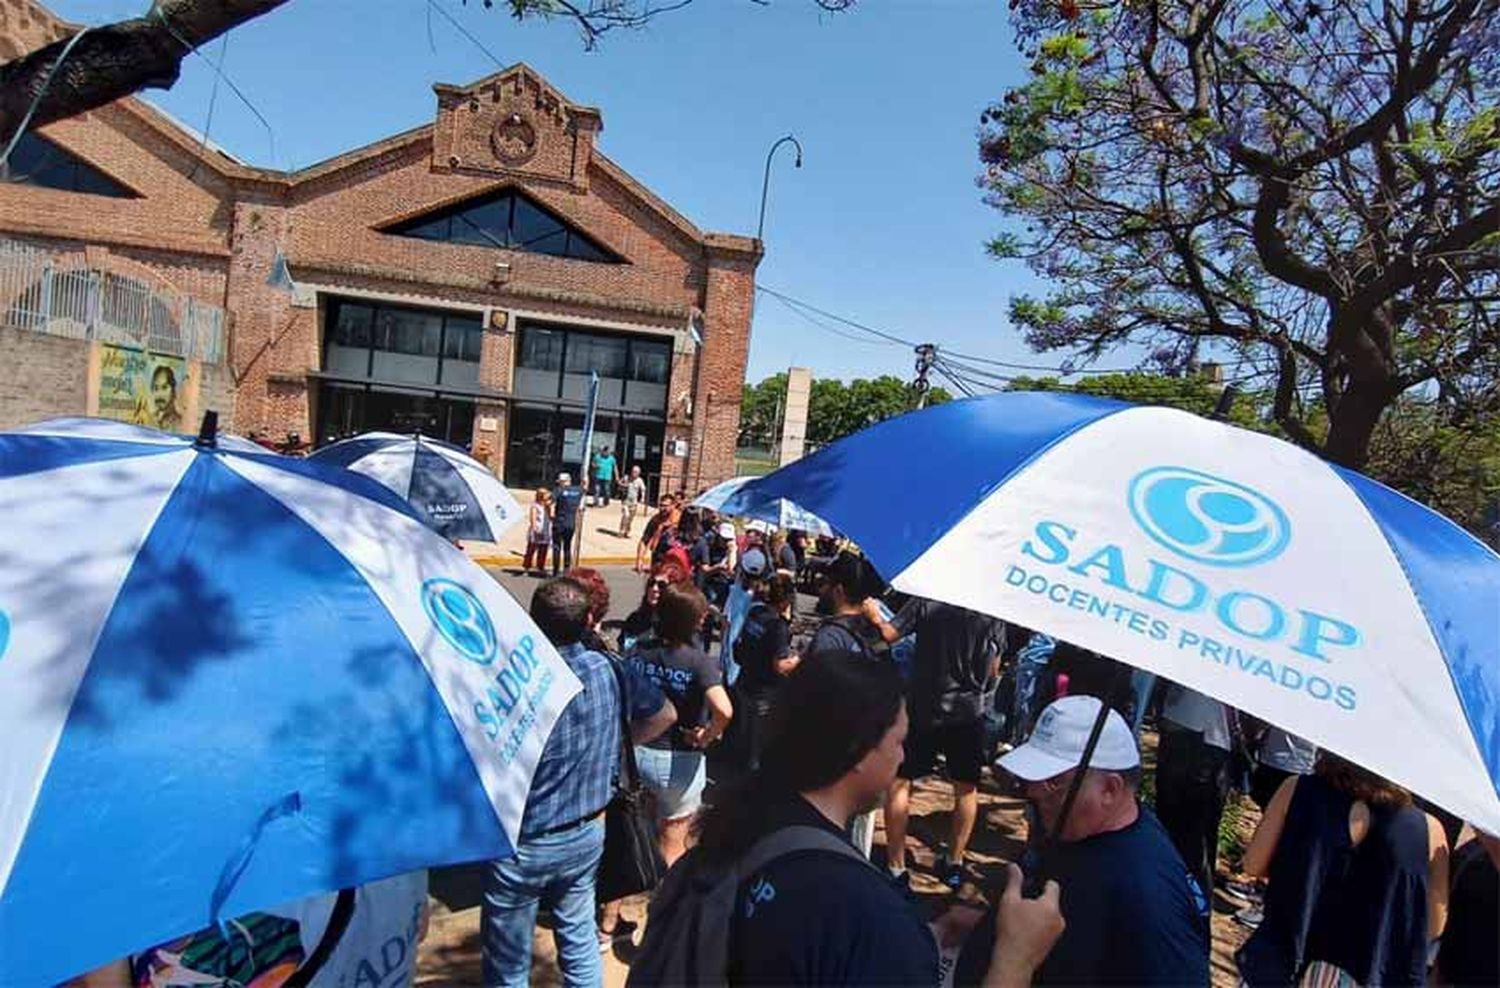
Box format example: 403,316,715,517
596,657,666,902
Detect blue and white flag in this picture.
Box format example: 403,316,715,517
310,432,522,542
737,392,1500,833
0,418,580,985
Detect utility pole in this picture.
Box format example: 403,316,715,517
913,343,937,409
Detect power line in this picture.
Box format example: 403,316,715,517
756,285,916,348
0,27,91,170
765,290,902,347
931,361,977,398
425,0,506,69
187,33,228,180
757,283,1146,378
151,7,278,167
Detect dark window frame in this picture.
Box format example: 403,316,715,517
383,187,624,265
324,297,485,387
515,321,674,411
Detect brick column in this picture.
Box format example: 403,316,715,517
471,307,514,476
691,245,757,489
225,203,314,441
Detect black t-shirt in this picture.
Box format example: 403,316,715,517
552,486,583,529
730,796,939,985
641,511,665,546
1437,838,1499,986
892,598,1005,727
619,605,657,651
956,806,1209,986
734,603,792,693
628,643,723,751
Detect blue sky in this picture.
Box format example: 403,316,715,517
51,0,1062,386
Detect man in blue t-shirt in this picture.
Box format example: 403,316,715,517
957,694,1210,986
591,446,618,507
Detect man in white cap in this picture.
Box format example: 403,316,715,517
694,520,740,608
954,694,1209,986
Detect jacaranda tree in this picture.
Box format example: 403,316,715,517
982,0,1500,468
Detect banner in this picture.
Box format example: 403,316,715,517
96,344,193,433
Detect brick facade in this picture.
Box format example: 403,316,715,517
0,1,761,490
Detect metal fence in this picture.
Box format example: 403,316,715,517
0,238,227,363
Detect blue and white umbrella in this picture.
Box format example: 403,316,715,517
0,417,581,984
732,392,1500,833
693,475,836,537
310,432,523,542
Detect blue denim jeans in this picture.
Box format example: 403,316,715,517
481,817,605,988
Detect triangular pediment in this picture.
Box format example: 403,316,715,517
432,63,602,127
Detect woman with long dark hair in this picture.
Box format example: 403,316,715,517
1236,752,1450,986
728,572,799,772
629,584,733,866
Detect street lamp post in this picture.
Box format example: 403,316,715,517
757,135,803,242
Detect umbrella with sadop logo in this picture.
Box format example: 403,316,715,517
692,474,837,537
309,431,523,542
0,416,581,985
728,391,1500,835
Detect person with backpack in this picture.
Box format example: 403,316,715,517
628,650,1066,988
806,551,898,658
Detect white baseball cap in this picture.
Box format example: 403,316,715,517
997,695,1140,781
745,519,771,535
717,521,736,539
557,472,571,483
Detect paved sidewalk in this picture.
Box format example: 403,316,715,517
464,488,652,568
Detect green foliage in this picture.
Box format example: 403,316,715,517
1365,403,1500,538
739,373,952,449
980,0,1500,477
1007,373,1273,436
1219,794,1249,864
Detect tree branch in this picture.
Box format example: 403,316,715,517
0,0,291,148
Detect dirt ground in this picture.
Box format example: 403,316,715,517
415,763,1260,986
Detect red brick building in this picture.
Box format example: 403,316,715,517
0,0,760,494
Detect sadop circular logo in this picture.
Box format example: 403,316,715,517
1128,466,1290,568
421,578,499,665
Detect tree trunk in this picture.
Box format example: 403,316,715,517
1323,377,1397,470
0,0,291,148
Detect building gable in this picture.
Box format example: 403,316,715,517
429,64,601,193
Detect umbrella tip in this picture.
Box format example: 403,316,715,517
195,411,219,448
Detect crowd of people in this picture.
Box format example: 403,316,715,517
488,489,1499,988
71,489,1499,987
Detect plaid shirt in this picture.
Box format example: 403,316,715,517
518,642,623,840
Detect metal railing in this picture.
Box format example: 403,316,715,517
0,238,227,363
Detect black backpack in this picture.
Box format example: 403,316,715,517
817,613,891,662
627,825,872,987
